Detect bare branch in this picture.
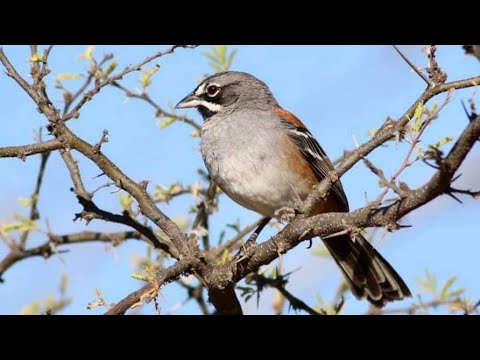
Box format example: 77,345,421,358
303,75,480,215
111,81,202,131
59,149,90,199
233,113,480,281
0,139,64,159
0,231,145,281
392,45,433,87
63,45,199,121
105,257,200,315
0,47,41,103
19,151,50,247
210,218,265,260
250,273,323,315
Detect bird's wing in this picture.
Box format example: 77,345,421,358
275,107,349,210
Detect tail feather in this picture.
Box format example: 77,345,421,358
323,233,411,308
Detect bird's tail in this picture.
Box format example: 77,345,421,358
323,233,411,308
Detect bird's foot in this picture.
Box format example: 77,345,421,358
274,206,297,224
234,233,259,263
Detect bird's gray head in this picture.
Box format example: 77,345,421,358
175,71,278,119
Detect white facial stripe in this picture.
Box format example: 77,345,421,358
179,99,223,112
195,83,206,96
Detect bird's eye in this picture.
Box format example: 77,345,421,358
206,85,220,97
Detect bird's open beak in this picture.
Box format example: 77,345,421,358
175,93,201,109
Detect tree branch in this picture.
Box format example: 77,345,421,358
0,231,145,282
0,139,64,159
104,257,201,315
250,273,323,315
19,151,50,247
303,75,480,214
63,45,199,121
111,81,202,131
233,114,480,280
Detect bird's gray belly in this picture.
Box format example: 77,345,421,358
201,133,308,216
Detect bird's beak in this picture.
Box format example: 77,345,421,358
175,93,201,109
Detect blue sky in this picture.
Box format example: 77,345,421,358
0,45,478,315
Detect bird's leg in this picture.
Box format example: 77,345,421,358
274,206,297,224
234,217,271,263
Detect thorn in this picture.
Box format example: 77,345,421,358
322,229,349,240
461,100,473,122
452,174,462,183
93,130,109,154
139,180,149,190
446,191,463,204
93,172,106,179
422,160,440,170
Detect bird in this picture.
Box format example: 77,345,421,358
175,71,411,308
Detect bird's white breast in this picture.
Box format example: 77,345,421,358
201,111,312,216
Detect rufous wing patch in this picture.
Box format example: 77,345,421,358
275,107,307,128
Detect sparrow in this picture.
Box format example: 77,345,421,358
176,71,411,307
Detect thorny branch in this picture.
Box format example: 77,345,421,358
250,273,323,315
104,257,201,315
63,45,199,121
111,81,202,131
303,75,480,214
366,297,480,315
0,231,146,281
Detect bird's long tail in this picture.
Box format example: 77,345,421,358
323,233,411,308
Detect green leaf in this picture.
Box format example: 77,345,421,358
118,193,133,212
29,53,46,63
218,249,231,265
78,46,95,61
440,276,457,300
59,273,69,296
412,102,425,133
202,45,238,73
218,45,227,62
447,288,466,300
158,117,176,129
417,268,437,294
139,64,160,88
434,136,454,148
131,273,148,281
55,73,83,81
18,197,33,208
18,301,41,315
102,61,118,78
226,219,241,233
226,49,238,70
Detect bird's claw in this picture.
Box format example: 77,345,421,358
234,237,258,263
274,206,297,224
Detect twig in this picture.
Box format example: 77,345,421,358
250,274,323,315
212,219,265,258
74,195,173,255
366,298,452,315
303,75,480,215
233,113,480,281
111,82,202,131
19,151,50,247
105,257,200,315
63,53,114,115
0,139,64,159
63,45,199,121
0,231,145,281
392,45,433,87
